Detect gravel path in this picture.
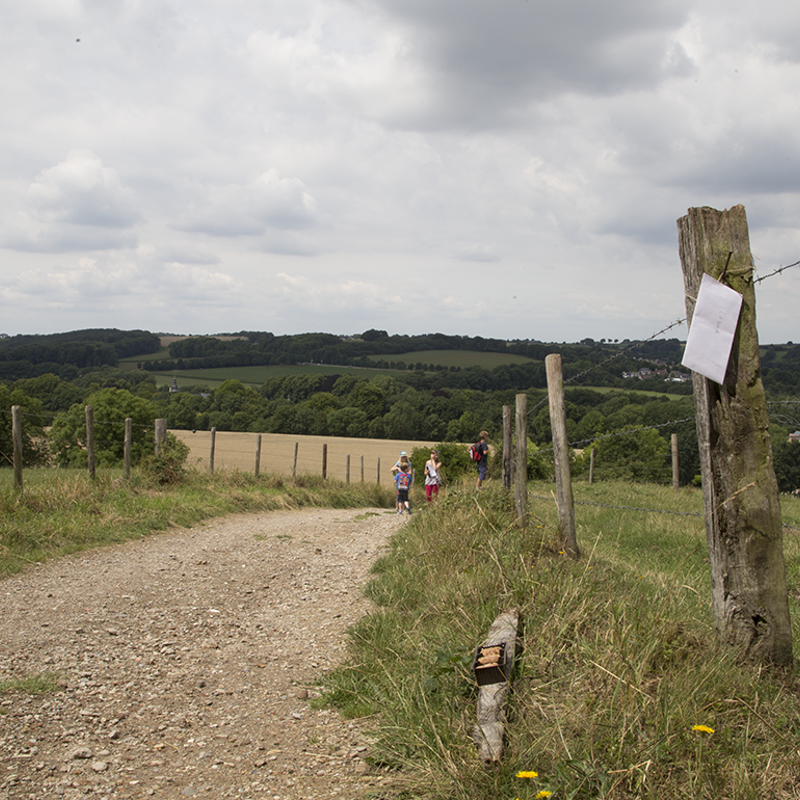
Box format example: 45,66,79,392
0,507,406,800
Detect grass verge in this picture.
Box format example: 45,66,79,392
0,468,395,577
319,481,800,799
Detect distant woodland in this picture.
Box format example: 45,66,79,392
3,328,800,489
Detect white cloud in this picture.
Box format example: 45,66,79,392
174,169,318,238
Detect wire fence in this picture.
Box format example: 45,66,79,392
3,256,800,520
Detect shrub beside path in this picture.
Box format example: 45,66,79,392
0,507,405,800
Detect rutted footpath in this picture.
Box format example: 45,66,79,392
0,508,405,800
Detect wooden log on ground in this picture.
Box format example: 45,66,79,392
472,607,519,765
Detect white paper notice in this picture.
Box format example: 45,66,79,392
681,273,743,384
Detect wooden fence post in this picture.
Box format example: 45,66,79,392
545,354,578,558
346,454,350,485
124,418,132,480
678,204,792,666
671,433,679,492
502,405,512,491
293,442,298,479
514,393,527,528
154,418,167,454
255,434,262,477
12,405,23,491
377,457,381,485
322,443,327,479
588,448,595,485
85,405,95,481
209,427,216,475
361,455,364,483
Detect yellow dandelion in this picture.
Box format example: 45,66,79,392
536,792,553,799
692,724,715,734
516,770,539,779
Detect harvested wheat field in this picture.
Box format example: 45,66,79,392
170,430,437,485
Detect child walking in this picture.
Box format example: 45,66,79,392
395,463,412,515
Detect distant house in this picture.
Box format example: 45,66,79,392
169,376,180,393
667,371,691,383
789,431,800,443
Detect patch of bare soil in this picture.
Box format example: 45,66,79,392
0,508,407,800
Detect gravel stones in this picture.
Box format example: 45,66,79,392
0,507,404,799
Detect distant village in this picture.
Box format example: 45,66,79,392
621,358,691,383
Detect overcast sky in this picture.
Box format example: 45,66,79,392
2,0,800,344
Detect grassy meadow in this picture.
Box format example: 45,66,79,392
3,465,800,798
320,480,800,799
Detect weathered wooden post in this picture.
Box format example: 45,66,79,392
514,393,527,528
209,427,216,475
154,418,167,454
502,405,512,491
377,457,381,485
124,418,132,480
255,434,262,477
678,204,792,666
588,447,595,485
12,405,23,491
292,442,298,479
361,455,365,483
671,433,679,492
545,354,578,558
85,405,95,480
346,453,351,485
322,443,327,479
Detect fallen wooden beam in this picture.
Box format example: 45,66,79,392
471,607,519,764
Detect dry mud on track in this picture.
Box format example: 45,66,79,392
0,507,407,800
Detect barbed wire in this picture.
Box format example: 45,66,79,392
529,493,800,531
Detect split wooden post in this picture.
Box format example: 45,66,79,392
12,405,23,491
678,204,792,666
472,608,519,765
85,405,95,481
502,405,512,491
322,443,328,479
514,393,527,528
292,442,298,478
255,434,262,477
546,354,578,557
588,447,595,485
671,433,679,492
124,418,132,480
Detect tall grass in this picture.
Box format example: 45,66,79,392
0,467,395,576
320,481,800,799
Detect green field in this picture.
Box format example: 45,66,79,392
150,363,409,390
367,349,535,368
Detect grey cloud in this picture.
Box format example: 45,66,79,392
345,0,695,128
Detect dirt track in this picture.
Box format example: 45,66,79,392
0,507,407,800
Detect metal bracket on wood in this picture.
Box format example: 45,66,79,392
471,608,519,765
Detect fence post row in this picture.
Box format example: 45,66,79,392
514,394,527,528
12,405,23,491
124,418,133,480
209,427,216,475
502,405,512,491
545,354,578,558
85,405,95,481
